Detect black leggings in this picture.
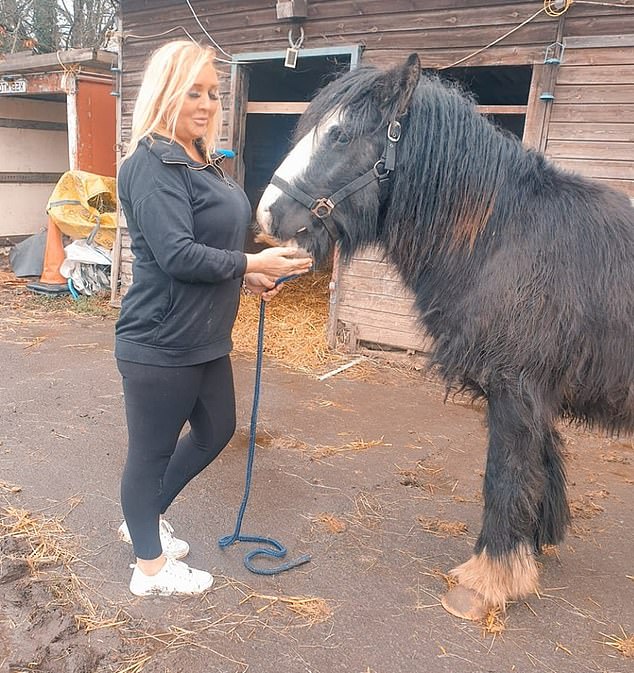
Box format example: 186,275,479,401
117,356,236,560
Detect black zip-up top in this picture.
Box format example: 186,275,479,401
115,135,251,366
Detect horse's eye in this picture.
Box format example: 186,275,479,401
329,127,351,146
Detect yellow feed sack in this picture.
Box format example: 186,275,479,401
47,171,117,250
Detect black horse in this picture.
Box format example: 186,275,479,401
255,54,634,620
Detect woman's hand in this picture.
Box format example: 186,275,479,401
244,246,312,283
243,272,284,302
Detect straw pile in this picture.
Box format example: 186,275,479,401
0,506,77,572
232,270,335,373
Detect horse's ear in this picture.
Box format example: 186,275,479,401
396,53,421,116
378,52,421,117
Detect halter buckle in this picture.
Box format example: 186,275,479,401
310,197,335,219
387,120,402,142
373,160,390,179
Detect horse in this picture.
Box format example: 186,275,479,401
255,53,634,620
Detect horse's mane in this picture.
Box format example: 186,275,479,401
297,66,538,276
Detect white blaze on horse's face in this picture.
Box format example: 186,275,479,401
256,110,341,234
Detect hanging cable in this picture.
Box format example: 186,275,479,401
575,0,634,6
125,26,196,42
440,7,547,69
184,0,233,59
124,21,259,64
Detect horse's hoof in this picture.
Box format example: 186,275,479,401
441,585,489,620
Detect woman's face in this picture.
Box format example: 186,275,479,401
173,62,219,147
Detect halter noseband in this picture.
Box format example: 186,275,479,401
270,120,403,242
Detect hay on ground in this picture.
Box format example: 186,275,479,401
603,627,634,658
417,517,468,537
240,592,333,625
0,506,77,571
232,271,334,373
312,437,385,460
313,513,347,533
481,606,506,635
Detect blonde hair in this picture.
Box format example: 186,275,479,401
124,40,222,162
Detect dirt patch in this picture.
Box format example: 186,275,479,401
0,508,127,673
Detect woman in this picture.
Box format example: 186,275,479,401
115,40,312,596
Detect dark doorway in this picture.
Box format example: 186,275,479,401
438,65,533,138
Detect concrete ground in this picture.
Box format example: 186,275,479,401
0,279,632,673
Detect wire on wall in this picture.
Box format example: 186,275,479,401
439,6,547,69
123,0,634,69
184,0,233,59
574,0,633,6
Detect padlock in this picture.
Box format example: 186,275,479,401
284,46,299,69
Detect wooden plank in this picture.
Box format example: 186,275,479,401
362,45,543,69
562,46,634,66
342,320,432,353
553,84,634,104
564,35,634,50
0,48,115,74
593,177,634,197
550,103,634,122
344,258,406,275
548,121,634,142
124,15,557,53
0,171,63,184
555,64,634,85
523,62,548,150
0,118,67,131
477,105,527,114
364,45,544,69
564,17,634,42
550,158,634,180
122,0,575,19
546,140,634,161
229,60,249,183
247,102,309,114
339,275,415,298
342,258,405,282
338,304,422,332
339,289,419,318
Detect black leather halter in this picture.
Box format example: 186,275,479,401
270,120,403,242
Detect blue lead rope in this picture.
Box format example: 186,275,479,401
218,273,312,575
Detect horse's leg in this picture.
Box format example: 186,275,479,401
441,387,545,620
535,427,570,550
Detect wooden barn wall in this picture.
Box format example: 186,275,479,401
545,35,634,198
117,2,634,357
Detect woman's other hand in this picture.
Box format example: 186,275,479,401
243,272,285,302
244,247,312,282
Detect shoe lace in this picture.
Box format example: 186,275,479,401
163,559,193,579
160,519,175,536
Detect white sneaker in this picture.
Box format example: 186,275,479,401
118,519,190,559
129,558,214,597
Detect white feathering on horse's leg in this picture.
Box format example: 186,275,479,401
441,544,539,620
